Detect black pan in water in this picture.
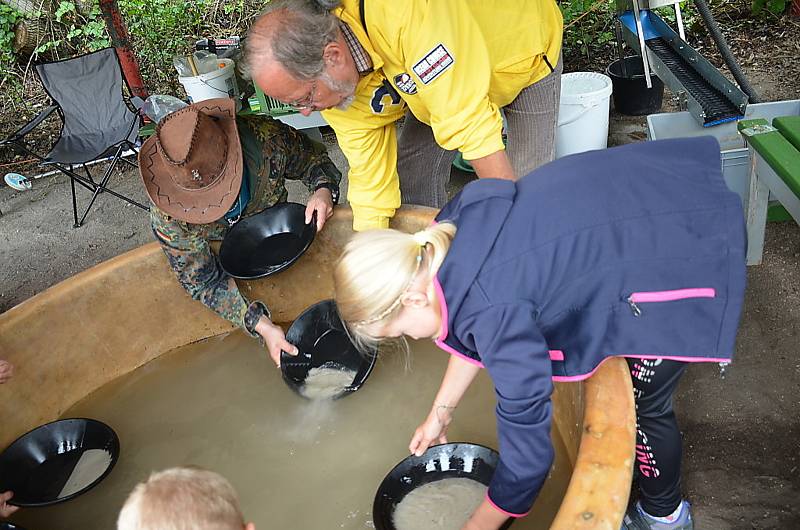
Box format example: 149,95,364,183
372,443,512,530
280,299,377,399
0,418,119,507
219,202,316,279
1,523,26,530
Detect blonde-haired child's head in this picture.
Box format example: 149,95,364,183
117,467,254,530
334,224,456,350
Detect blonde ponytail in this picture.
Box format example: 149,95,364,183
334,223,456,350
410,223,456,280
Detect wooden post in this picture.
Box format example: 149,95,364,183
98,0,148,99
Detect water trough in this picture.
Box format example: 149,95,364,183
0,207,635,529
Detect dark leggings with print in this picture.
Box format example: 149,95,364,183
626,358,688,517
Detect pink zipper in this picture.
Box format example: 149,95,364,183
627,288,716,316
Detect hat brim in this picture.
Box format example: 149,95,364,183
138,98,243,224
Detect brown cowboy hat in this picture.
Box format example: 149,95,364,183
138,97,242,224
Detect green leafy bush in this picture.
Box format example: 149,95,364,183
0,3,22,85
33,1,110,55
752,0,788,14
117,0,211,92
559,0,616,64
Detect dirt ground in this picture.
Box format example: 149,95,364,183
678,222,800,529
1,10,799,529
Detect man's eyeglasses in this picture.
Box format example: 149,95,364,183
288,81,317,111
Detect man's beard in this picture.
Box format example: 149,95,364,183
321,71,357,110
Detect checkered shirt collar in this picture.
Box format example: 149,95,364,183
340,22,373,76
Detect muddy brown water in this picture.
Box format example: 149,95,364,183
12,332,572,530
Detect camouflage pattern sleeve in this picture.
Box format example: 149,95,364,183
240,115,341,195
149,206,255,332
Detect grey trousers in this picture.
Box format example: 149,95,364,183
397,56,563,208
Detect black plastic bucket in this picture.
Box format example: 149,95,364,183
607,56,664,116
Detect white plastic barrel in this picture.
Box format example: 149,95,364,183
556,72,613,158
179,58,240,107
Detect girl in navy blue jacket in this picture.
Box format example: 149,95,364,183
334,137,746,530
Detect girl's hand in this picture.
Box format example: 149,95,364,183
254,317,298,367
0,361,13,384
305,188,334,232
409,404,454,456
0,490,19,518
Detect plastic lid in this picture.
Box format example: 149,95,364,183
560,72,613,105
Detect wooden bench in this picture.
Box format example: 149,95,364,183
738,117,800,265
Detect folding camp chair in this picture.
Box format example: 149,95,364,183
0,47,149,227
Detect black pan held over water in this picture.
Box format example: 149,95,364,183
219,202,316,279
0,418,119,507
280,299,377,399
373,443,513,530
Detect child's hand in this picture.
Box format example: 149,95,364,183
254,317,298,368
408,405,453,456
0,490,20,518
0,361,13,384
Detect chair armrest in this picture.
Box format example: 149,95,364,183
2,104,59,145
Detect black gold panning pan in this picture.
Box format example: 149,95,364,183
280,299,377,399
219,202,316,279
372,443,513,530
0,418,120,507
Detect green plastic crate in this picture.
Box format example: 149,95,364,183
253,83,298,117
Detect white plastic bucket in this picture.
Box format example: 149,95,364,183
179,58,240,107
556,72,613,158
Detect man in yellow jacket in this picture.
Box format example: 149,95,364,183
244,0,563,232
